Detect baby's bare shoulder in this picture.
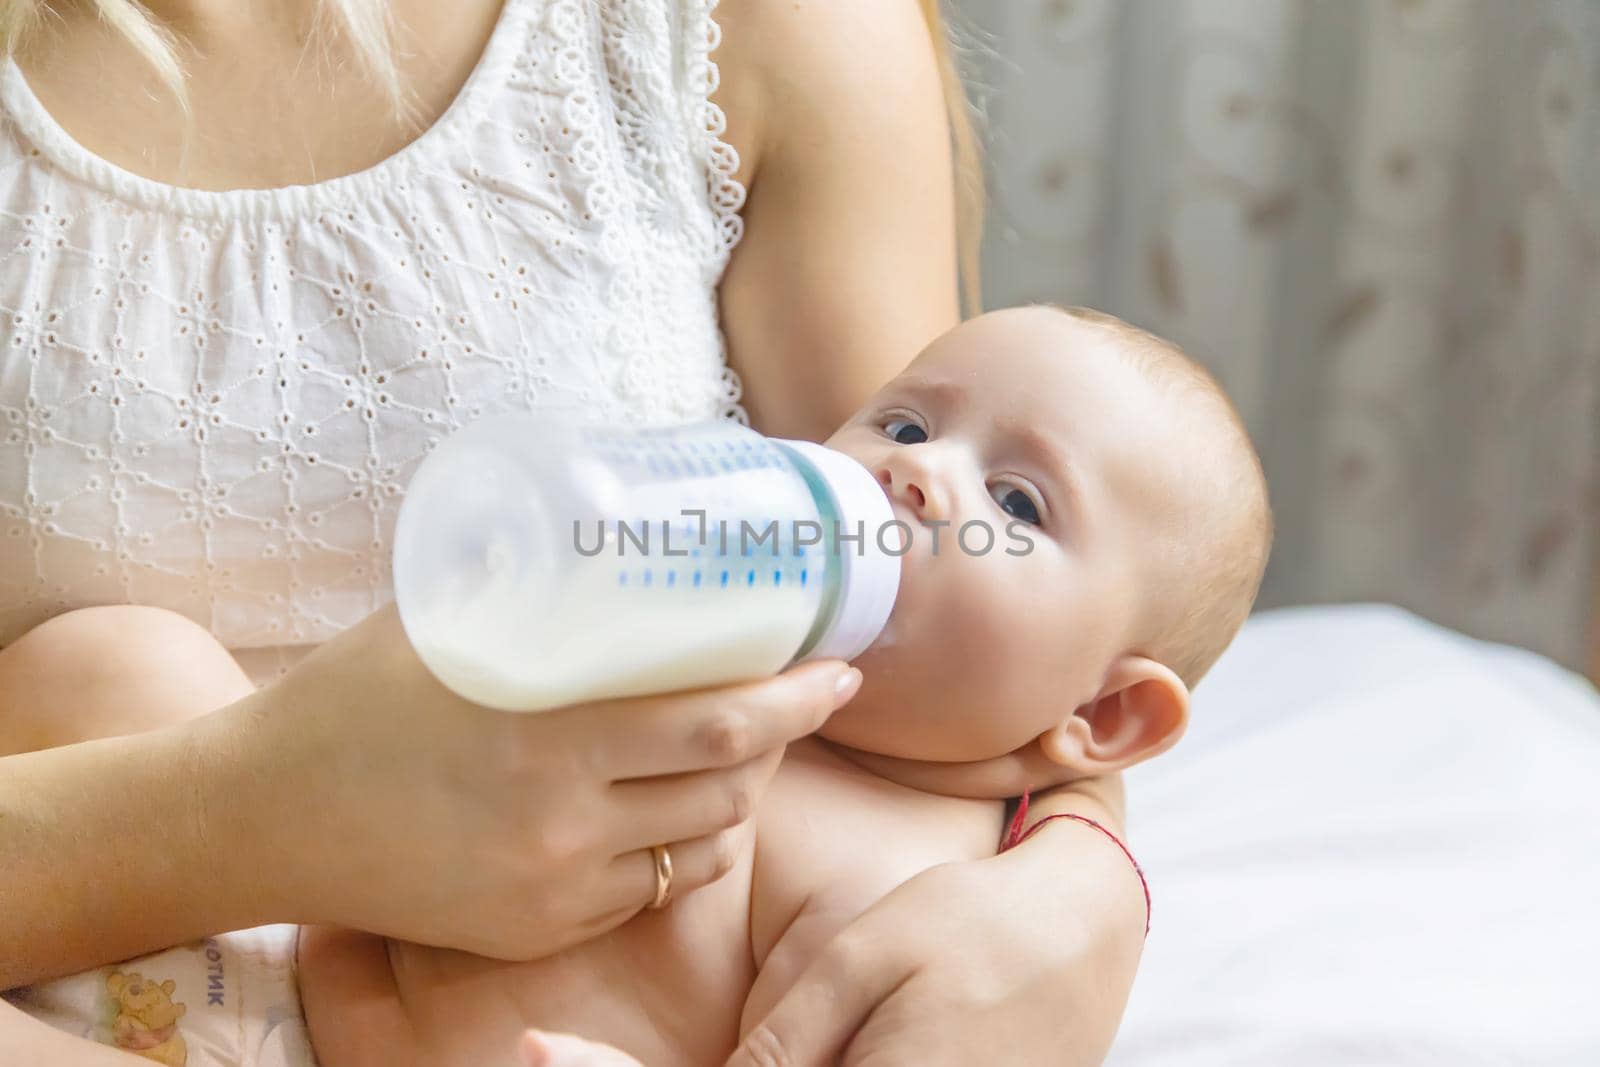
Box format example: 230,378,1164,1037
751,739,1003,956
741,741,1005,1034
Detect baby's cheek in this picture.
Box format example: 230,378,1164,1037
819,554,1065,759
944,557,1028,648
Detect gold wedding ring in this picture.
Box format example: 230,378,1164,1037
647,844,674,910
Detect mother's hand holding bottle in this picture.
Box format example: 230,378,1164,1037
256,415,888,962
227,605,861,960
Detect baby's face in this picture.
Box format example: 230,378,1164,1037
821,306,1182,762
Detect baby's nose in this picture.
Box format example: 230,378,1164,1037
876,465,940,519
877,468,926,509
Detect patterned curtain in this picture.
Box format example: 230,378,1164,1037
954,0,1600,671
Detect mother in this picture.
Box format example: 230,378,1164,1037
0,1,1146,1063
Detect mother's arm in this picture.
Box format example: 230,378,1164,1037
713,0,959,439
729,779,1145,1067
714,2,1144,1063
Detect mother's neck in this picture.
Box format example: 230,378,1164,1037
137,0,316,36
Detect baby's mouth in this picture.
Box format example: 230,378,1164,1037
857,490,912,650
881,499,917,558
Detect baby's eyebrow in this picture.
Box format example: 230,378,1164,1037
891,376,966,406
1000,421,1086,529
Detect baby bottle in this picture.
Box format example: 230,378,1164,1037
392,417,901,711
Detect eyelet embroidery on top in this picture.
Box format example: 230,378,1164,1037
0,0,750,669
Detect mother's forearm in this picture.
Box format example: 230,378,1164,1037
0,698,280,988
1010,772,1141,923
1008,771,1143,1060
1026,770,1127,832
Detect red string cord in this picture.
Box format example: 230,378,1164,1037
1000,790,1151,936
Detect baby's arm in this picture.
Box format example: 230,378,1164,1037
742,739,1004,1036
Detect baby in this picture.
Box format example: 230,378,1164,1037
8,306,1270,1066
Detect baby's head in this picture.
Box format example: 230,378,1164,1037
821,305,1271,782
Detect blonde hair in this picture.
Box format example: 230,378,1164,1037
0,0,405,116
915,0,985,318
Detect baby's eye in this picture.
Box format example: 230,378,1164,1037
990,482,1042,526
882,417,928,445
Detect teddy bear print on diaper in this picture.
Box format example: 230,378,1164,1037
103,970,189,1067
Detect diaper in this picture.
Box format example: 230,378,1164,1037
5,924,316,1067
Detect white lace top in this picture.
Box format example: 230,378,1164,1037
0,0,747,679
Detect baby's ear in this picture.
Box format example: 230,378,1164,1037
1037,656,1189,776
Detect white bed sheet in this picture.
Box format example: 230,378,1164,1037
1108,604,1600,1067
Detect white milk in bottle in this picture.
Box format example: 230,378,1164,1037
393,417,900,711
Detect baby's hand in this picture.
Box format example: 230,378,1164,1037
521,1030,646,1067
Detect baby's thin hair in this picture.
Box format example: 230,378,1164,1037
1050,304,1274,688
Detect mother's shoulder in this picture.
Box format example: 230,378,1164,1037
709,0,947,190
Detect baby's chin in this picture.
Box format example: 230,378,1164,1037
819,700,1017,767
813,709,969,762
824,622,985,760
814,668,1022,763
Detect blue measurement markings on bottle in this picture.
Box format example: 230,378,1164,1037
611,435,816,591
